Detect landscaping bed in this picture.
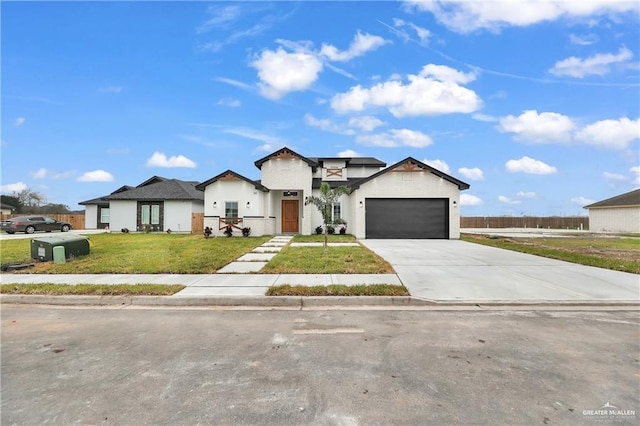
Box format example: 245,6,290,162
266,284,409,296
0,284,185,296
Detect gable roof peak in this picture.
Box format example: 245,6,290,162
254,146,317,171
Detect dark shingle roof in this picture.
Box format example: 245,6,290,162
307,157,387,168
311,178,362,190
78,197,109,206
349,157,470,191
104,179,204,201
584,189,640,209
196,170,269,192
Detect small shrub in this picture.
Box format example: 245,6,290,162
327,225,335,234
242,227,251,237
339,226,347,235
315,226,323,235
224,225,233,237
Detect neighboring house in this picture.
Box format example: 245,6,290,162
584,189,640,233
196,147,469,239
1,203,17,215
80,176,204,232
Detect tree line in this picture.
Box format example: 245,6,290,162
1,188,73,214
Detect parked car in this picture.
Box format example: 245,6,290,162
0,216,72,234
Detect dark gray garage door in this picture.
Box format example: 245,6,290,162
365,198,449,239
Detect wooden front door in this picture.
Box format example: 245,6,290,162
282,200,299,233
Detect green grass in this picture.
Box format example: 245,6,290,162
266,284,409,296
0,283,185,295
0,233,271,274
262,246,395,274
292,234,357,243
462,234,640,274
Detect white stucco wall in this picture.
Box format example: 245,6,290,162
308,191,351,234
203,180,265,218
261,158,314,235
351,171,461,239
164,200,203,233
589,207,640,233
108,201,137,231
84,205,98,229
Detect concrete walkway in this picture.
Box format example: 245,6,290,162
362,239,640,303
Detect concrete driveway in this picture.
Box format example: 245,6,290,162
361,240,640,303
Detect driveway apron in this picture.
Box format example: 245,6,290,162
361,240,640,302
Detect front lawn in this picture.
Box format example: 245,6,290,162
0,233,271,274
462,234,640,274
262,246,395,274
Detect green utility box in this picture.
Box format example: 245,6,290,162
31,236,90,262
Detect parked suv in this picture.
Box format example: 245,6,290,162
0,216,72,234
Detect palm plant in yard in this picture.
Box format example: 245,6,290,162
304,182,350,252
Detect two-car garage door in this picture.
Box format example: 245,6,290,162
365,198,449,239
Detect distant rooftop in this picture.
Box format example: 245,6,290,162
584,188,640,209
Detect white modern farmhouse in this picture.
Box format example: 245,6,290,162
196,147,469,239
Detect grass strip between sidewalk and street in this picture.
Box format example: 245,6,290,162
266,284,409,296
0,284,185,296
462,234,640,274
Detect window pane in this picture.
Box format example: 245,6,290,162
142,205,150,224
333,203,341,221
225,202,239,218
100,208,110,223
151,205,160,224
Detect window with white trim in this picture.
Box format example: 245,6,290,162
332,202,341,222
100,208,110,223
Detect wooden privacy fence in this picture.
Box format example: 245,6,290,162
0,214,85,230
461,216,589,230
192,213,204,234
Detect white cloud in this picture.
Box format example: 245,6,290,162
505,156,557,174
330,64,481,117
516,191,537,198
98,86,123,93
631,166,640,185
14,117,25,126
571,196,595,206
569,33,598,46
575,117,640,150
460,194,483,206
214,77,254,90
146,152,196,168
77,170,114,182
393,18,432,45
338,149,362,158
224,127,285,146
472,113,498,122
251,47,323,99
358,128,433,148
549,47,633,78
32,168,74,180
404,0,639,34
217,97,241,107
0,181,28,193
498,195,521,205
320,31,388,62
304,114,354,135
348,116,385,132
498,110,575,143
423,158,450,174
458,167,484,180
602,172,626,180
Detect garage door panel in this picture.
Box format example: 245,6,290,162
365,198,449,239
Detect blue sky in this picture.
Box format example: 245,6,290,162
2,1,639,216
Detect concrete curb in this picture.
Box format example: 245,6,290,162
2,294,639,308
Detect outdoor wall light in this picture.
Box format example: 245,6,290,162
213,202,217,208
359,201,364,208
246,201,251,208
453,201,458,208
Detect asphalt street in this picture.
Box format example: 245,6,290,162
2,305,638,425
